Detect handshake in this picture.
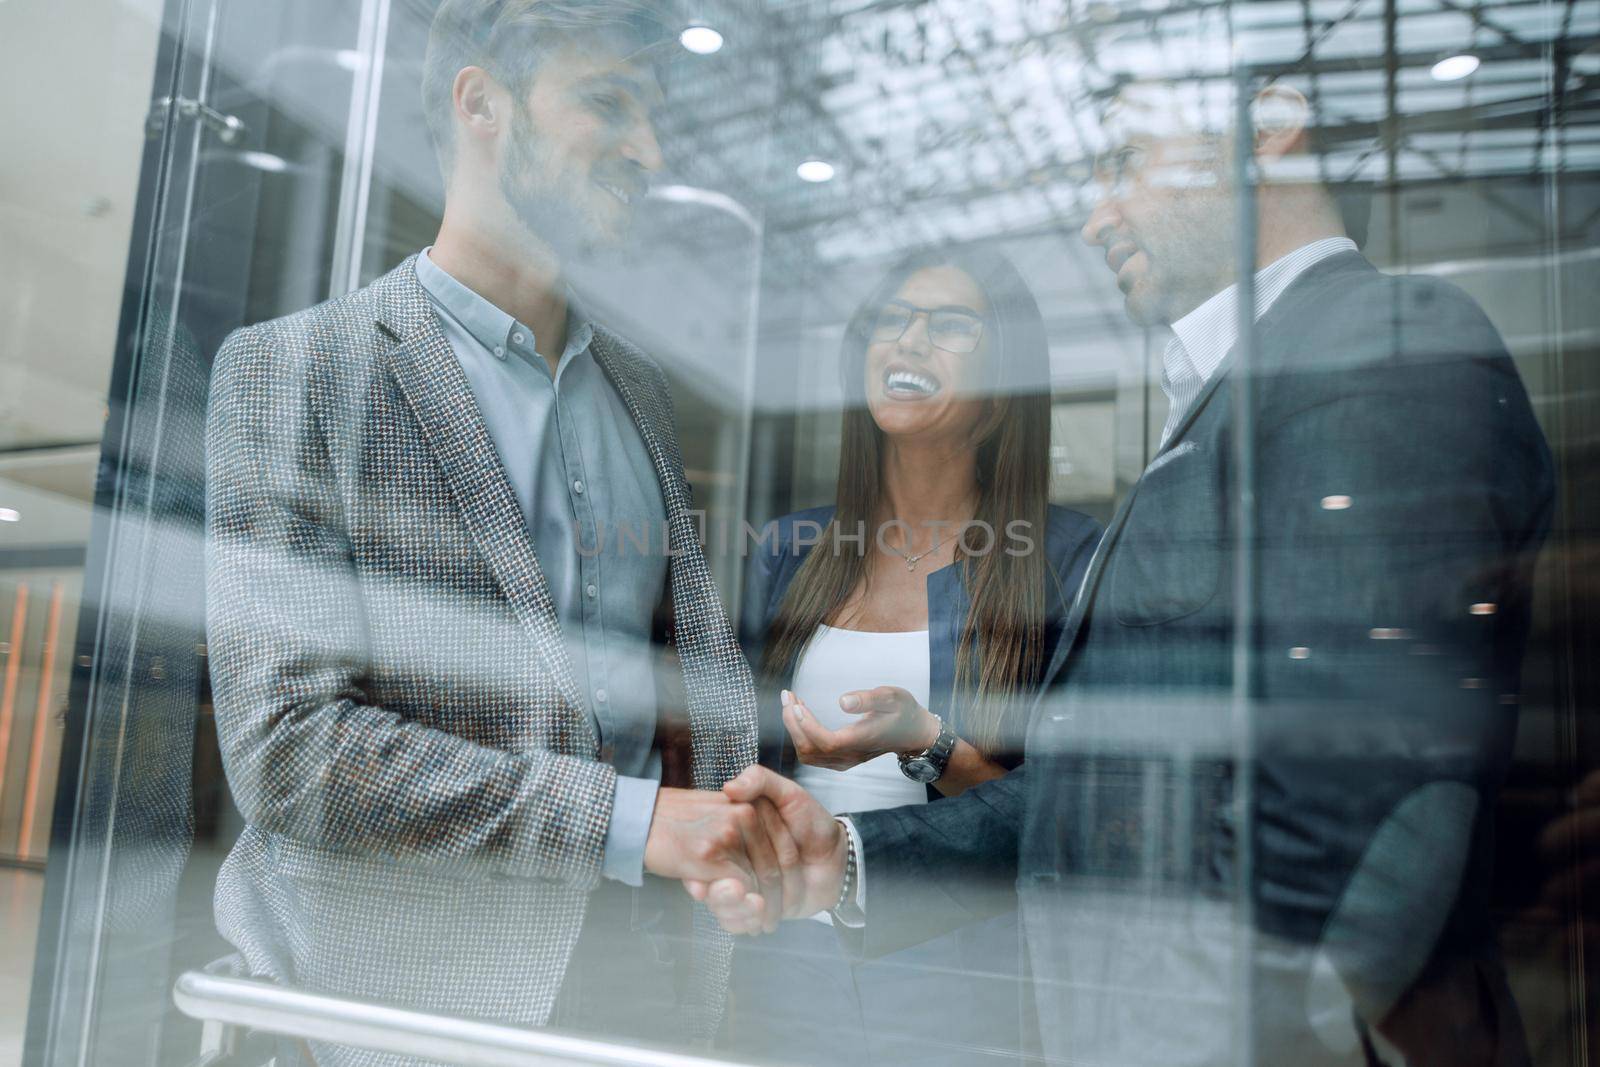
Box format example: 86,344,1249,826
642,765,848,935
640,685,936,932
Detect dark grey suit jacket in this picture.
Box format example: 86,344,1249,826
849,252,1553,1065
204,256,760,1064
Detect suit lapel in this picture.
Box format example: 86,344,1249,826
1039,346,1239,689
1039,478,1143,686
374,259,589,730
589,330,760,789
1154,354,1236,463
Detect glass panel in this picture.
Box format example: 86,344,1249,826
19,0,382,1061
4,0,1594,1064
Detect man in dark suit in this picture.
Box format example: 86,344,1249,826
204,2,787,1062
705,78,1555,1066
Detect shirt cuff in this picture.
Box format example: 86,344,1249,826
601,775,659,887
832,816,866,927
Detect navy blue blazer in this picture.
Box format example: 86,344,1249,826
739,504,1102,777
845,251,1554,1058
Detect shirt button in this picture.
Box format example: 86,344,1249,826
595,688,609,705
493,346,505,359
512,331,525,345
586,583,598,599
572,479,585,495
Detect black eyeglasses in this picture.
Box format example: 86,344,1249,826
870,300,986,354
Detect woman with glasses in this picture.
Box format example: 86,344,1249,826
724,245,1102,1065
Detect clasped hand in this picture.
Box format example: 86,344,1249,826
643,767,844,934
643,686,930,933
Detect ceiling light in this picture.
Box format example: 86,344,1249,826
0,507,19,523
1430,54,1480,81
1320,494,1352,510
797,159,835,183
1469,602,1497,616
680,25,724,55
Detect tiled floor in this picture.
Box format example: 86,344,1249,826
1,867,44,1067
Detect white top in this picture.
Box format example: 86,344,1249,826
789,624,932,817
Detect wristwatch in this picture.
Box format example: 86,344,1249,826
898,715,958,784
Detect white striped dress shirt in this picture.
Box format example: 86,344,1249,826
1158,236,1359,447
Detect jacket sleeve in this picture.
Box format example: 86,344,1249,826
846,765,1029,957
204,323,617,889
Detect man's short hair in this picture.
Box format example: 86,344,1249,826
421,0,672,171
1097,74,1375,248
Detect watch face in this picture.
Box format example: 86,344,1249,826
902,757,939,784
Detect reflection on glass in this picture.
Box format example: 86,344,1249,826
4,0,1595,1065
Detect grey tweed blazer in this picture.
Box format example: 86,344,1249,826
204,255,759,1063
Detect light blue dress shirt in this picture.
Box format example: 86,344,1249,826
416,248,667,885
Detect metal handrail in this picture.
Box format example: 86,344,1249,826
172,970,755,1067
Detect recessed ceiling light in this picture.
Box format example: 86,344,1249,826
797,159,835,183
1430,54,1480,81
680,25,724,55
0,507,19,523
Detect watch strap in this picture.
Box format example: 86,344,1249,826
899,715,958,778
927,717,958,766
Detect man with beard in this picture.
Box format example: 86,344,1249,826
203,2,787,1062
700,78,1554,1067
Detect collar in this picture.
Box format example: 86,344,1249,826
415,246,594,375
1167,236,1358,387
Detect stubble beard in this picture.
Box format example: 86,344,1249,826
498,107,621,263
1127,178,1236,327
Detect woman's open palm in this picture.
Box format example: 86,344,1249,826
781,685,940,770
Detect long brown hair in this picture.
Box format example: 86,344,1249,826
761,244,1056,757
